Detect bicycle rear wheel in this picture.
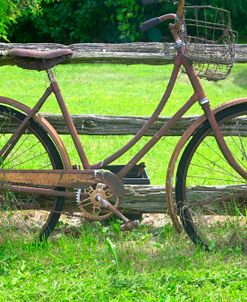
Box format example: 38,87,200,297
176,103,247,250
0,105,64,242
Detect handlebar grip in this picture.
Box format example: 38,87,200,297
140,17,161,31
141,0,163,5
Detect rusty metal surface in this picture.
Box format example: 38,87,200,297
47,69,90,169
7,185,75,198
0,169,125,198
91,10,205,177
118,92,199,179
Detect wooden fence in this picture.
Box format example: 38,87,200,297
41,114,247,136
0,42,246,214
0,42,247,65
1,114,247,137
1,112,246,214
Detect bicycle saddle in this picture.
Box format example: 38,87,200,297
8,48,73,71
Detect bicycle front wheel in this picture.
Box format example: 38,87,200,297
176,103,247,250
0,105,65,242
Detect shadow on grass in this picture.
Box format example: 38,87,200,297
232,69,247,88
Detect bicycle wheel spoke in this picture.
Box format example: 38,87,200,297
193,150,240,181
237,135,247,161
81,202,92,208
39,163,53,169
3,135,37,166
201,138,228,163
3,140,42,168
7,151,49,169
230,135,247,168
190,162,243,182
236,118,247,161
187,175,244,183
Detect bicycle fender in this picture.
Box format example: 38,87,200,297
166,97,247,233
0,96,71,169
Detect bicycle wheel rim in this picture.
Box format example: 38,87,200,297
0,105,64,242
176,103,247,250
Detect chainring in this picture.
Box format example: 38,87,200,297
76,183,120,221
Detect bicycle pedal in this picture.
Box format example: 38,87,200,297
120,220,139,231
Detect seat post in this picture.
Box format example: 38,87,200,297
46,68,91,169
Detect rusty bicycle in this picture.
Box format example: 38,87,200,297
0,0,246,249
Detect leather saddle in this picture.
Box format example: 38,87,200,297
8,48,73,71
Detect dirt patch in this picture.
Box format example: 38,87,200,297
142,214,173,228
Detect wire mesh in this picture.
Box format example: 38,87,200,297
180,6,237,81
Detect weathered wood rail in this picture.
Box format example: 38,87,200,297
42,114,247,136
0,43,247,65
1,114,247,136
121,185,246,214
35,184,246,214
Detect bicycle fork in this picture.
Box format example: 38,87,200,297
200,98,247,180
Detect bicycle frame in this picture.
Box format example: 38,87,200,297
0,0,246,201
47,47,247,180
0,49,203,183
0,46,246,190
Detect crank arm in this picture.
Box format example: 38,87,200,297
96,195,139,231
0,169,125,198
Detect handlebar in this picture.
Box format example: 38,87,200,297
140,0,184,35
141,0,165,5
141,17,162,31
140,13,177,31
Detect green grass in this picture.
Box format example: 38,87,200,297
0,64,247,300
0,222,247,301
0,64,246,116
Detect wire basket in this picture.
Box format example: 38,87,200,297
180,6,237,81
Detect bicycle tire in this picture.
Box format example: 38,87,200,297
0,104,64,242
176,103,247,250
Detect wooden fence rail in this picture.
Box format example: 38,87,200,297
0,43,247,65
121,185,246,214
1,114,247,136
37,184,246,214
42,114,247,136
